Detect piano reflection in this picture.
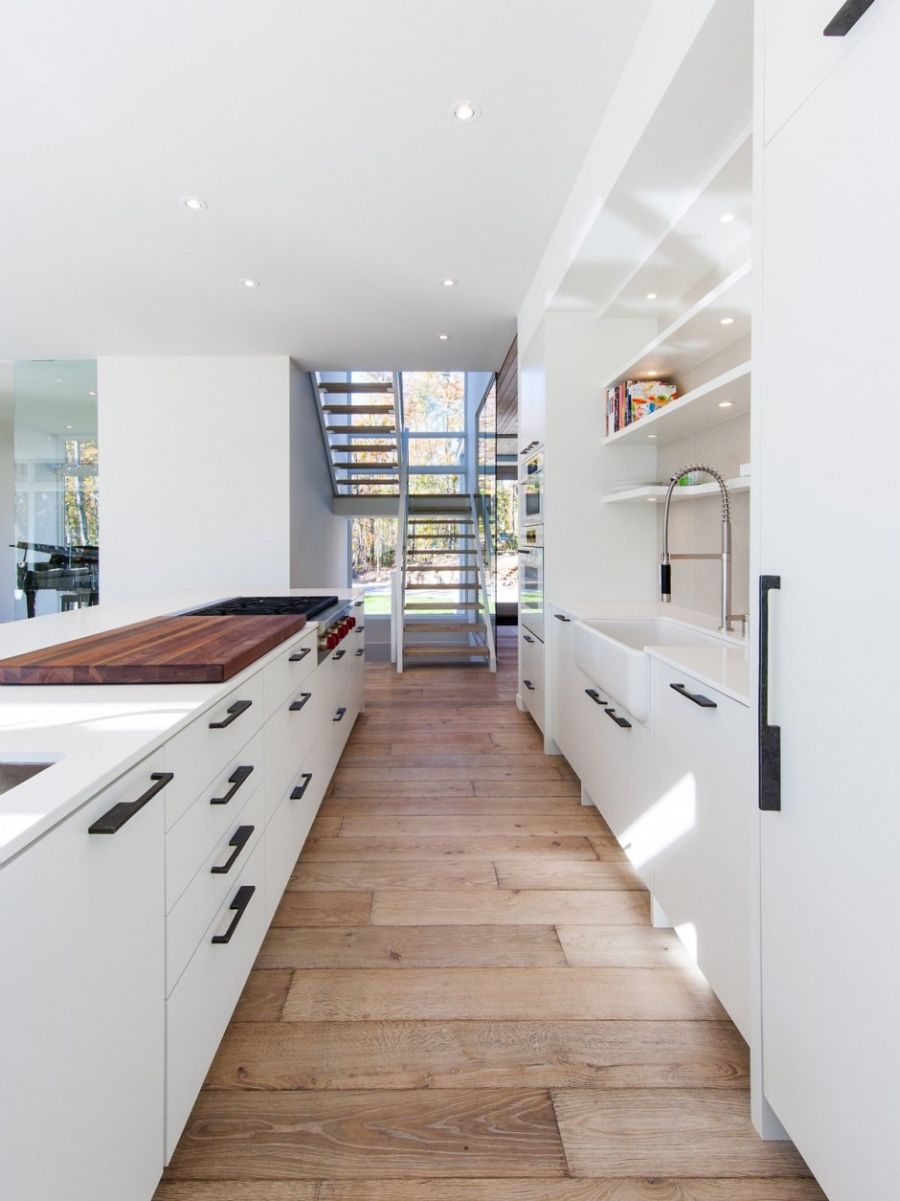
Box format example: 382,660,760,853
13,541,99,619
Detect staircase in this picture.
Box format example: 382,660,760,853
313,372,403,498
394,483,497,672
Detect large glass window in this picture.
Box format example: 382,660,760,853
401,371,466,495
351,516,397,615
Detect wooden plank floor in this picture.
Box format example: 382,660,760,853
158,630,825,1200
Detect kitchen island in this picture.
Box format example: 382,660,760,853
0,588,365,1201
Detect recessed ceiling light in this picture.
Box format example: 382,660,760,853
451,100,479,122
720,316,735,325
438,333,452,341
646,292,658,300
88,390,96,397
718,400,734,408
181,195,207,211
66,424,73,430
646,370,658,377
55,378,63,383
720,212,735,224
647,434,658,439
241,278,260,289
441,278,459,288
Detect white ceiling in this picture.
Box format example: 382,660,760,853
0,0,652,370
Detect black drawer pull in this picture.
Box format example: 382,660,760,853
523,634,535,644
604,708,632,729
210,764,254,805
353,599,364,608
211,884,256,944
88,771,174,834
356,624,366,633
333,707,348,722
210,825,254,874
291,772,313,801
355,648,365,657
523,679,535,691
759,574,782,811
333,649,346,661
289,648,311,663
585,688,607,706
670,682,717,709
289,691,312,712
554,614,571,623
209,699,252,730
824,0,875,36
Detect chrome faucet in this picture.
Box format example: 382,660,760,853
660,463,734,633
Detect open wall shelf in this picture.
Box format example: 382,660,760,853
602,476,750,505
604,360,750,447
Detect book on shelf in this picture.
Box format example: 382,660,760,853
606,379,677,436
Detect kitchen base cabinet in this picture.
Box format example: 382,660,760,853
265,736,332,921
650,659,752,1038
0,751,168,1201
519,628,545,730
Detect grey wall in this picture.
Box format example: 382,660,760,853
0,363,14,622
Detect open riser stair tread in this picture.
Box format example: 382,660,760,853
316,380,393,393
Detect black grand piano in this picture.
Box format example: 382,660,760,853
14,541,99,618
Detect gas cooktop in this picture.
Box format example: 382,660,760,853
183,596,340,619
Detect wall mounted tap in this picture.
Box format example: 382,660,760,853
660,463,734,633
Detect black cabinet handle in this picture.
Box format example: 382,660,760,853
209,699,252,730
824,0,875,36
670,682,717,709
523,634,535,644
211,884,256,944
605,708,632,729
291,772,313,801
554,614,571,623
210,825,254,875
333,706,348,722
289,648,311,662
585,688,607,706
353,599,364,608
523,679,535,691
355,648,365,657
289,692,312,712
759,574,782,812
210,764,254,805
356,624,366,633
333,649,346,661
88,771,174,834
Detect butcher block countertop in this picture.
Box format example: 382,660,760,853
0,614,307,685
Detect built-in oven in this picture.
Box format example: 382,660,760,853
521,447,544,526
518,524,544,642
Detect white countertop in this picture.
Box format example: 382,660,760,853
0,588,360,865
552,597,751,707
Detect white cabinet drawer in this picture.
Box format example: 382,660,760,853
262,626,317,720
166,781,266,993
165,671,264,830
265,675,330,817
650,660,752,1037
165,837,267,1161
265,737,332,922
165,728,265,911
520,628,545,731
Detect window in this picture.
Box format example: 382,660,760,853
351,517,397,615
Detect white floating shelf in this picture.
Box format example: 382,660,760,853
604,260,752,388
604,361,751,447
603,476,751,505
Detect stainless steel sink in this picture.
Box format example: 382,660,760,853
0,762,53,795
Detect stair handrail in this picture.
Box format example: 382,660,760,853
395,427,410,673
470,492,497,672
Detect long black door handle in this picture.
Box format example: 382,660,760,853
210,764,254,805
605,708,632,729
759,574,782,811
670,682,717,709
333,707,347,722
210,825,255,874
211,885,256,944
554,614,571,623
291,772,313,801
585,688,607,706
289,648,311,662
209,699,252,730
824,0,876,36
89,771,174,834
289,692,312,712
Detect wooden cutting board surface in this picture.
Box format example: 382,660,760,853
0,614,307,685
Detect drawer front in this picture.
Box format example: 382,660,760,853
263,627,317,720
166,781,266,992
165,671,264,830
265,737,332,922
165,837,267,1160
165,728,265,911
264,675,330,817
520,629,545,730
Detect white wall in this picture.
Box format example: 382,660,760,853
0,364,14,622
289,364,349,587
99,357,294,603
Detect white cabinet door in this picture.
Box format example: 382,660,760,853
0,752,167,1201
519,628,545,730
651,662,752,1039
756,5,900,1195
